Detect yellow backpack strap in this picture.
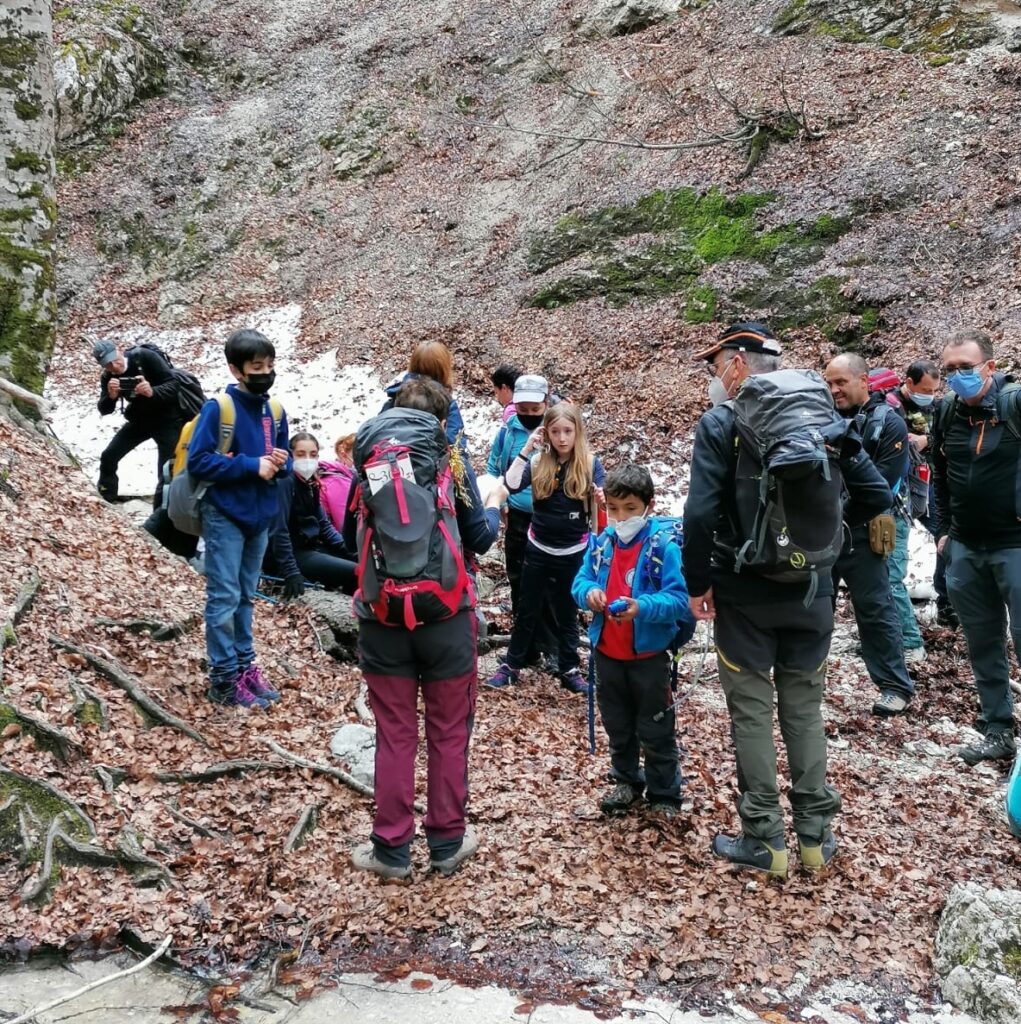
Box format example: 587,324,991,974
268,397,283,444
215,393,236,454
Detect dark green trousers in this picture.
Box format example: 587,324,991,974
714,596,841,842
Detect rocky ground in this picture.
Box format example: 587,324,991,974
4,0,1021,1019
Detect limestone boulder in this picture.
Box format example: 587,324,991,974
935,883,1021,1024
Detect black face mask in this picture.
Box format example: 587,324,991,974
245,370,275,395
517,413,543,431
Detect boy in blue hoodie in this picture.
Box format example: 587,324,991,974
572,464,694,817
188,329,291,709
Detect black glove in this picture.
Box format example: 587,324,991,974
283,574,305,600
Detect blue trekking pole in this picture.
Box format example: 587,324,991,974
587,654,597,755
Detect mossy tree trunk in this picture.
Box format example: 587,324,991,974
0,0,56,398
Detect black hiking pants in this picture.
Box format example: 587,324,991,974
98,417,183,506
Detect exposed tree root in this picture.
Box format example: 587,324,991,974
69,680,110,730
94,615,198,641
0,702,83,761
0,569,41,684
154,759,287,784
20,814,173,901
284,803,319,853
48,635,209,747
163,801,218,839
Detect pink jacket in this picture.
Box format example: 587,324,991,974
318,459,356,533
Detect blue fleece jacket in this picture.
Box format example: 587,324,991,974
572,520,694,657
187,384,291,534
486,415,534,513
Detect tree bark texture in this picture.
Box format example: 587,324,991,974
0,0,56,397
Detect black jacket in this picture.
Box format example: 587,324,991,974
932,373,1021,549
97,347,183,426
851,393,910,510
683,401,894,603
269,475,352,580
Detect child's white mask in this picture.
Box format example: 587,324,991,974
611,510,648,544
293,457,319,480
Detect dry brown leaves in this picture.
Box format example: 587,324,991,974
2,412,1020,1017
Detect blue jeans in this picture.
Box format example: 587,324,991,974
202,503,269,684
889,516,924,650
945,540,1021,734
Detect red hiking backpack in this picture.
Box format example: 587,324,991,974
351,408,472,629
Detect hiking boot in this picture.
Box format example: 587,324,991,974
960,730,1016,766
559,668,590,695
712,832,788,878
484,663,519,689
648,800,680,820
599,782,639,815
936,603,959,629
237,664,281,703
904,646,926,666
351,842,412,880
872,691,910,717
797,831,837,871
207,677,269,710
429,825,479,876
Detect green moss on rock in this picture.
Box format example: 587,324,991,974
6,149,47,175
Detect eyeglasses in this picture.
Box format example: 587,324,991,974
706,356,736,378
945,364,980,374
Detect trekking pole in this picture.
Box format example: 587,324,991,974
587,656,597,755
652,621,713,722
254,590,280,605
259,574,326,590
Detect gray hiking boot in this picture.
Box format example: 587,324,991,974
351,842,411,880
960,730,1016,766
429,825,479,876
797,831,837,871
599,782,639,815
872,691,910,717
712,832,788,878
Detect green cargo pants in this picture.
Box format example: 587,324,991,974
714,595,841,842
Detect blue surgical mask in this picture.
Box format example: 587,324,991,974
947,369,985,401
909,392,935,408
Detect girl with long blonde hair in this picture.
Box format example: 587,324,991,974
488,403,605,694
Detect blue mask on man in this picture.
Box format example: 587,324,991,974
910,392,935,408
947,369,985,401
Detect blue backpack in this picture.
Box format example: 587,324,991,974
1007,754,1021,839
642,517,697,675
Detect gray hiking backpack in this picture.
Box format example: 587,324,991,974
351,407,471,629
730,369,851,603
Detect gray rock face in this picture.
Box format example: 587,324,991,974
54,12,168,144
579,0,683,38
935,883,1021,1024
329,723,375,788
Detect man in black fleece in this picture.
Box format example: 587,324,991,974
93,339,187,505
683,322,893,878
933,328,1021,766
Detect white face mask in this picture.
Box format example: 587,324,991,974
611,509,648,544
293,457,319,480
708,357,737,407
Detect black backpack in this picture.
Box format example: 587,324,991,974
127,343,205,419
730,369,850,603
352,407,472,629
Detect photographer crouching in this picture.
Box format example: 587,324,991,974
93,339,189,507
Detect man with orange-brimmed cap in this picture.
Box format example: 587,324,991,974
683,322,892,878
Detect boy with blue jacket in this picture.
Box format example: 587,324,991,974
188,329,291,709
572,464,694,817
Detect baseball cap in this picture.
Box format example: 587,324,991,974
513,373,548,404
691,321,782,362
92,339,119,367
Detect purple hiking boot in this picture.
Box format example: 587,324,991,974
237,664,281,703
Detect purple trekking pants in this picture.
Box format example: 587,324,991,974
358,610,478,847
